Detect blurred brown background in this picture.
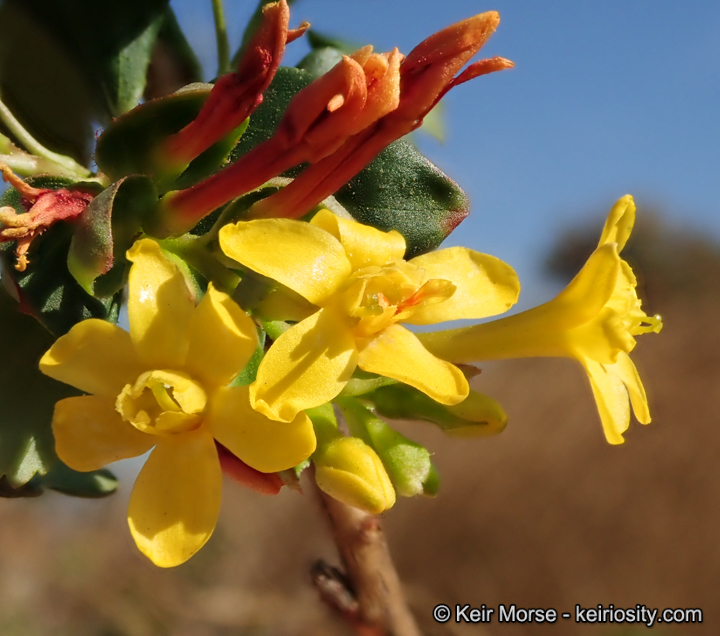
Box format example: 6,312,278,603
1,210,718,635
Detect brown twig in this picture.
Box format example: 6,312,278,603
313,480,421,636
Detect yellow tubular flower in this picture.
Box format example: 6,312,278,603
419,196,663,445
219,209,520,422
39,239,315,567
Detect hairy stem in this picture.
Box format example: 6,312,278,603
211,0,231,76
314,482,421,636
0,97,90,177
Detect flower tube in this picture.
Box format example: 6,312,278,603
419,196,663,444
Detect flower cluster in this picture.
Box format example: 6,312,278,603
22,2,662,567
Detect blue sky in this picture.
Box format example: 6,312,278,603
172,0,720,306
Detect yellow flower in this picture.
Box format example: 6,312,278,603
219,209,520,422
419,196,662,444
39,239,316,567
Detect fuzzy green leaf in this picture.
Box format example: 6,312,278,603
0,177,120,337
6,0,169,116
95,84,248,192
68,176,157,297
39,462,118,498
0,286,81,489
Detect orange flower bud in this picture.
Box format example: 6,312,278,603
162,0,308,167
249,12,512,220
155,45,401,236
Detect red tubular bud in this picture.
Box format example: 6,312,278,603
155,47,399,235
162,0,306,166
217,443,284,495
248,12,511,220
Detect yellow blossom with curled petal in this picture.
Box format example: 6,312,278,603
39,239,316,567
419,195,662,445
218,208,521,422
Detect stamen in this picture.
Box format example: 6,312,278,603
149,381,182,412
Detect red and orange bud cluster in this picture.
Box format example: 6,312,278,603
154,9,511,236
162,0,308,167
0,164,94,271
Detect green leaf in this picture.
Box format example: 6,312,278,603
0,286,81,489
228,67,313,165
0,2,97,163
333,139,469,258
67,176,157,297
230,66,469,257
95,84,247,192
8,0,169,116
38,462,118,498
296,47,344,79
305,29,358,55
146,6,203,99
0,177,120,337
335,396,432,498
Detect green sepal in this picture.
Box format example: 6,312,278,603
0,286,81,489
95,85,248,191
341,368,398,397
422,463,440,497
0,176,121,336
335,396,432,498
367,383,508,438
230,326,266,387
67,175,157,297
305,403,339,450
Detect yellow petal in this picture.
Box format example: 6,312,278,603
53,396,154,472
406,247,520,324
608,351,651,424
310,208,406,270
250,307,358,422
598,195,635,251
219,219,352,305
208,385,316,473
185,284,258,388
40,319,144,397
546,243,621,330
128,430,222,567
357,324,468,405
127,238,195,368
582,358,630,445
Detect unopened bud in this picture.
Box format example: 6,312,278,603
368,383,507,438
314,437,396,514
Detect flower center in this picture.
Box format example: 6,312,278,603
116,370,208,435
337,260,455,337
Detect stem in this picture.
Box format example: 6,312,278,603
0,96,90,178
211,0,232,76
314,482,421,636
